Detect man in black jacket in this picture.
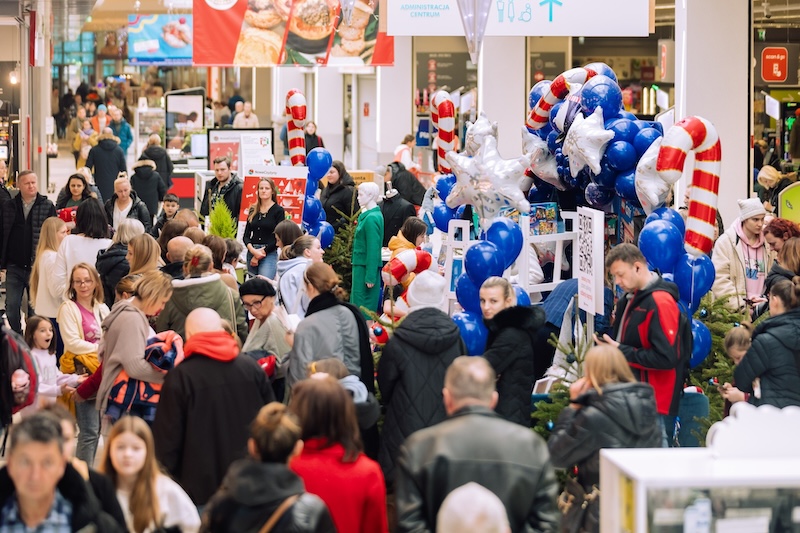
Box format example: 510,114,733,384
395,356,559,533
86,129,127,202
0,171,56,333
200,156,243,227
0,414,123,532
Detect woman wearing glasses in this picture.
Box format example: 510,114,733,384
57,262,110,465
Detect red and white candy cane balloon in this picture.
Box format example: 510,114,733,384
285,89,307,167
526,67,598,131
381,249,436,287
656,116,721,257
430,90,456,173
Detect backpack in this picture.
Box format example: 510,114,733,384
0,323,39,429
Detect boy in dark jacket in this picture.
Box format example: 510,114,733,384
150,193,180,238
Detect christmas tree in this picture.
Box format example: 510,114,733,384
207,201,237,239
325,196,360,294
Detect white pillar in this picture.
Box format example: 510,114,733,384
478,36,527,159
675,0,751,227
316,67,344,161
377,36,413,165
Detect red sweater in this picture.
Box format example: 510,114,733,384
291,438,388,533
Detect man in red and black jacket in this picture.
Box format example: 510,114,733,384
596,243,692,446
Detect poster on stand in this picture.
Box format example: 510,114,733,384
192,0,393,66
207,128,275,172
241,165,308,226
128,15,193,65
577,207,605,316
240,132,276,168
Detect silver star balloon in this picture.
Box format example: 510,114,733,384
521,127,562,190
445,134,532,229
563,107,613,178
634,137,666,214
464,113,498,156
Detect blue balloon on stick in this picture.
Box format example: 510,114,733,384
302,196,322,224
452,311,489,356
690,319,712,368
645,207,686,235
674,253,715,312
464,241,505,287
316,221,335,248
485,218,524,269
305,178,318,197
455,274,481,314
638,219,685,274
307,148,333,181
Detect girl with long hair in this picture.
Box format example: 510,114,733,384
97,218,146,306
202,234,239,289
127,233,161,276
244,177,285,280
55,172,99,210
30,217,70,355
276,235,325,318
275,219,304,260
100,416,200,533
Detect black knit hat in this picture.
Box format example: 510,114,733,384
239,278,276,298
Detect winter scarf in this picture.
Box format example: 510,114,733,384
184,331,240,362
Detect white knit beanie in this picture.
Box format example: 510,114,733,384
405,271,448,312
738,198,766,221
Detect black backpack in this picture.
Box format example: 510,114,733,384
0,323,38,429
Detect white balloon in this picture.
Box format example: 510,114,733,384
521,128,562,190
563,107,613,178
634,137,666,215
464,113,498,157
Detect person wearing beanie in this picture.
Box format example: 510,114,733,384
377,271,466,487
153,308,275,507
711,198,773,314
90,104,109,134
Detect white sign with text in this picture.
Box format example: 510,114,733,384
577,206,605,316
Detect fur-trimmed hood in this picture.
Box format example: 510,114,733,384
96,132,121,149
132,159,156,170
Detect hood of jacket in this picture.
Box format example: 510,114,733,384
169,274,233,313
766,262,795,290
101,298,145,333
394,307,464,353
753,306,800,351
339,374,368,403
143,145,167,159
580,382,660,438
96,242,128,271
218,459,305,507
276,257,309,276
388,234,415,255
484,305,546,335
96,132,120,150
734,217,766,250
131,159,157,178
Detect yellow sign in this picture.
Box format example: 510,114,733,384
621,474,635,532
350,170,376,186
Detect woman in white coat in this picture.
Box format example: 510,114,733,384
29,217,70,356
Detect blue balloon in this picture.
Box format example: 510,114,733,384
302,196,322,224
534,120,554,140
645,207,685,235
690,319,712,368
486,217,524,269
605,119,639,145
584,62,618,83
606,141,638,171
580,75,623,122
303,220,321,236
528,182,554,203
645,121,664,135
617,110,638,121
464,241,505,286
591,160,617,189
452,311,489,356
305,178,318,197
317,221,335,248
674,253,716,312
549,102,564,133
677,300,690,316
638,220,684,274
432,202,457,233
585,182,615,208
633,127,663,157
317,208,326,222
547,130,560,154
513,285,531,306
435,173,457,200
614,169,639,204
306,148,333,181
528,80,553,110
455,205,467,219
455,274,481,313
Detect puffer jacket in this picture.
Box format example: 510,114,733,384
754,262,796,318
96,242,130,306
202,459,336,533
711,219,774,311
130,159,167,219
548,382,662,489
155,273,248,344
0,193,56,268
86,133,127,201
377,307,465,486
320,172,358,230
734,306,800,408
483,305,546,427
104,189,152,233
140,144,174,188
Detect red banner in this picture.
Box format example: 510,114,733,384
193,0,393,66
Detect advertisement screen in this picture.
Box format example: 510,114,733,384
128,15,193,65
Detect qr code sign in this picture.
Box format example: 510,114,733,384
579,213,593,277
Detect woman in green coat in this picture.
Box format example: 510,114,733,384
350,182,384,319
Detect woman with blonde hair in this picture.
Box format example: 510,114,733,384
547,345,661,532
127,233,161,276
155,244,248,343
479,276,546,427
97,218,145,306
758,165,796,214
30,217,70,355
100,416,200,533
243,177,285,280
57,262,110,465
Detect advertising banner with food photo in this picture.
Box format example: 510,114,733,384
128,15,193,65
193,0,393,66
241,165,308,225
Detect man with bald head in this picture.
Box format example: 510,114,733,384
153,308,274,506
160,235,194,279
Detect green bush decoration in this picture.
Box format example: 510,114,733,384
208,200,237,239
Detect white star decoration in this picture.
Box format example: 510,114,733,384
464,113,498,157
633,137,665,214
445,134,532,229
521,127,561,190
563,107,613,178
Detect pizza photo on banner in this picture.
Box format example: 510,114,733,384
193,0,393,66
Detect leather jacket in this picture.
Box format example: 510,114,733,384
395,405,559,533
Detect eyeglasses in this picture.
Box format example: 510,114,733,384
73,279,93,286
242,295,268,310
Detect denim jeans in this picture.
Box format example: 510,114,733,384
75,401,101,465
5,265,31,334
247,248,278,280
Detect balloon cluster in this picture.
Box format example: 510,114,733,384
301,147,336,248
452,217,524,355
637,207,716,369
524,63,665,211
